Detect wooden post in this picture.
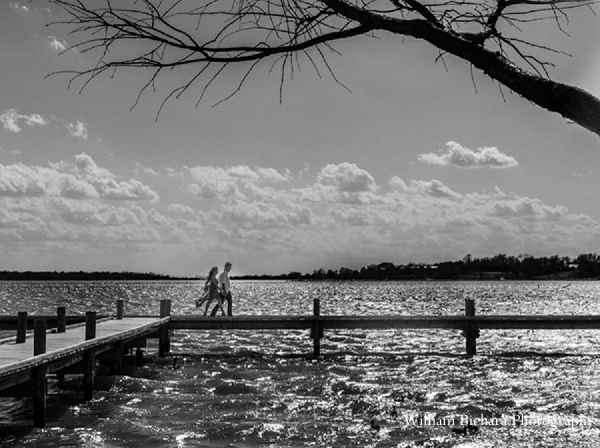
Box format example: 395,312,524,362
116,299,124,320
57,306,66,333
32,365,47,428
85,311,96,340
136,347,144,367
16,311,27,343
34,319,46,356
311,298,323,358
159,299,171,357
83,350,95,401
465,298,478,357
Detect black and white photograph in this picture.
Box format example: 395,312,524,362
1,0,600,446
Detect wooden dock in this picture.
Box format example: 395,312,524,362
0,306,167,428
2,297,600,427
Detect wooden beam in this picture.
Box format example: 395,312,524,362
168,315,600,331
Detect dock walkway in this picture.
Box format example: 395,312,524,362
0,317,165,381
0,315,167,427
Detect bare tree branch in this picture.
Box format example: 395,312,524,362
47,0,600,136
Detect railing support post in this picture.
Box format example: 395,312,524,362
116,299,124,320
85,311,96,340
34,319,46,356
57,307,66,333
159,299,171,357
310,299,323,358
464,298,479,358
16,311,27,343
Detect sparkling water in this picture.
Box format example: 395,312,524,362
0,280,599,447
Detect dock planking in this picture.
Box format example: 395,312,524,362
0,311,168,428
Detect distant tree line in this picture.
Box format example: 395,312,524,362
235,253,600,281
0,271,180,281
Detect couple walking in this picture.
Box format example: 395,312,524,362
197,262,233,317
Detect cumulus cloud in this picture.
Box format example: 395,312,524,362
186,165,289,200
1,153,158,201
418,141,518,169
0,109,48,133
390,177,460,199
67,120,88,140
317,162,378,192
2,158,598,276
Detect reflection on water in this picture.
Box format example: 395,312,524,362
0,280,600,447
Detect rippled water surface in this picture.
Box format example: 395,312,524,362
1,280,599,447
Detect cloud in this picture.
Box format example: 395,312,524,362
1,153,159,201
2,158,598,276
390,177,460,199
186,165,289,200
418,141,519,169
67,120,88,140
9,2,29,12
47,36,68,52
0,109,48,133
317,162,378,192
168,203,194,214
133,161,159,176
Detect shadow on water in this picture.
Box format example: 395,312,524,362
167,349,600,361
488,350,600,358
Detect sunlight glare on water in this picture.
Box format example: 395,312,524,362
0,280,599,447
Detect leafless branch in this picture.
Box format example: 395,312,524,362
47,0,600,135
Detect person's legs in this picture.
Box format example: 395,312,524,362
203,298,213,316
211,293,225,316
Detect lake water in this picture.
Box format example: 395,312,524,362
0,280,599,447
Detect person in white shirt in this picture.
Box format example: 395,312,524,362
211,262,233,316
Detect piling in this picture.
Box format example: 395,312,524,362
464,299,478,357
83,311,97,401
32,365,47,428
310,299,323,358
159,299,171,357
33,319,48,427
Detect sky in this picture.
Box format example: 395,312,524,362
1,1,600,277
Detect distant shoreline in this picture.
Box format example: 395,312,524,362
1,271,599,282
0,271,190,281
